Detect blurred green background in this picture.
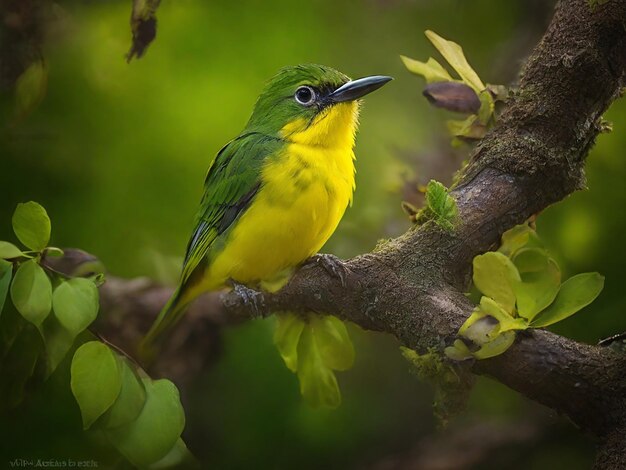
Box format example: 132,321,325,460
1,0,624,468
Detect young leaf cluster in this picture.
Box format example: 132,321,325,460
445,224,605,360
274,313,354,408
70,341,188,467
425,180,458,230
401,30,507,145
0,202,104,377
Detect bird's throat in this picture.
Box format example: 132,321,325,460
279,101,360,149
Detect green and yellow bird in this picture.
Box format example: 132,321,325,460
142,64,391,354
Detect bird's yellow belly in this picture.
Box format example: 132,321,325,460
205,144,354,290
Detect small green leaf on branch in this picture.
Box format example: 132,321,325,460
425,180,457,230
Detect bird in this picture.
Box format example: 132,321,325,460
141,64,392,354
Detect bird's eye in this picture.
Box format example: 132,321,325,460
294,86,316,106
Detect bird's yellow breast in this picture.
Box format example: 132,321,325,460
205,102,359,291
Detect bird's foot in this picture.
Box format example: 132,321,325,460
304,253,350,287
229,280,265,318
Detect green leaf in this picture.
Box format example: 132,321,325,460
101,357,147,429
52,278,99,335
44,247,64,258
42,316,78,377
512,248,561,321
499,224,542,257
461,313,498,344
296,326,341,408
425,30,485,92
447,115,476,137
426,180,457,229
70,341,122,429
400,55,454,83
444,339,473,361
12,202,51,251
147,439,197,470
472,252,520,313
0,323,43,412
107,378,185,467
0,241,25,259
473,331,516,359
0,259,12,315
477,90,494,125
447,115,488,141
477,296,527,332
531,273,605,328
487,83,509,101
273,312,306,372
10,259,52,326
310,316,354,371
15,61,47,119
459,297,526,343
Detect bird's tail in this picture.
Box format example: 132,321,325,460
139,286,193,363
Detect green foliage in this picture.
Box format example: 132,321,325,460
101,357,146,429
45,247,65,258
425,180,458,230
52,278,99,335
70,343,187,466
0,241,26,259
10,259,52,327
400,56,453,84
274,313,354,408
12,201,51,251
512,248,561,320
402,30,504,144
310,315,355,371
0,202,189,467
0,259,13,315
297,326,341,408
273,311,305,372
498,224,542,256
1,203,101,372
41,318,79,377
472,331,516,360
445,224,605,361
71,341,122,429
423,30,484,92
472,252,519,313
531,273,605,328
0,319,43,411
106,378,185,467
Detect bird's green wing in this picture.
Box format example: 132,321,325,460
141,132,281,356
180,132,281,286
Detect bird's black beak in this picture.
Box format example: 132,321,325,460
328,75,393,103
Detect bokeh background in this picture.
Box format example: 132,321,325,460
1,0,624,468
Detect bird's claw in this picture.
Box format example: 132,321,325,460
229,280,264,318
305,253,350,287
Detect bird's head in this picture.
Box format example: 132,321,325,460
245,64,392,148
